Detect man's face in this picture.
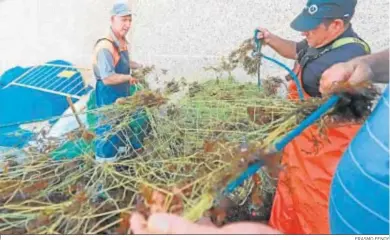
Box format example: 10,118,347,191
301,23,330,48
301,19,345,48
111,15,132,38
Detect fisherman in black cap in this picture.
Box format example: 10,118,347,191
128,0,384,235
257,0,370,98
255,0,376,234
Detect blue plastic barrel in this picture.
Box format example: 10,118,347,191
329,86,390,234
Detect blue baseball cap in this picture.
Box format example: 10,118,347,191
110,3,132,17
290,0,357,32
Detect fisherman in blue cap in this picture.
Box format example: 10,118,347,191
92,3,145,163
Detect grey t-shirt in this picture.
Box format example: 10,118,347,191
94,48,116,80
93,28,130,82
296,25,368,97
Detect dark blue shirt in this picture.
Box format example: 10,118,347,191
296,25,368,97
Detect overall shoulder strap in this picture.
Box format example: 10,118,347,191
299,37,371,68
331,37,371,54
95,38,120,53
93,38,121,66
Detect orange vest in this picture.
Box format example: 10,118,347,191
92,35,128,70
268,63,362,234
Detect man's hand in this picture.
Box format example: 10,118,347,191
319,60,373,95
320,49,389,95
130,61,144,70
130,77,139,85
102,74,139,86
256,27,273,44
255,27,297,60
130,212,280,234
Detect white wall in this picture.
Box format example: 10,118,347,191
130,0,389,82
0,0,389,83
0,0,122,73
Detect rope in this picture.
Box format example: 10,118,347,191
252,29,304,100
253,30,263,88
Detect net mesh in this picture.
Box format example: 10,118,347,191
0,75,331,234
0,37,377,234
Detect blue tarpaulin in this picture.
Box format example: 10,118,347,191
0,60,92,148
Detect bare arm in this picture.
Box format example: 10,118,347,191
320,49,389,94
267,34,298,60
96,49,133,85
130,61,143,70
355,49,389,84
130,212,281,234
102,74,132,85
257,28,298,60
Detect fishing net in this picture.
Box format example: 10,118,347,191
0,38,378,234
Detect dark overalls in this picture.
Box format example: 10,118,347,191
93,35,143,162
